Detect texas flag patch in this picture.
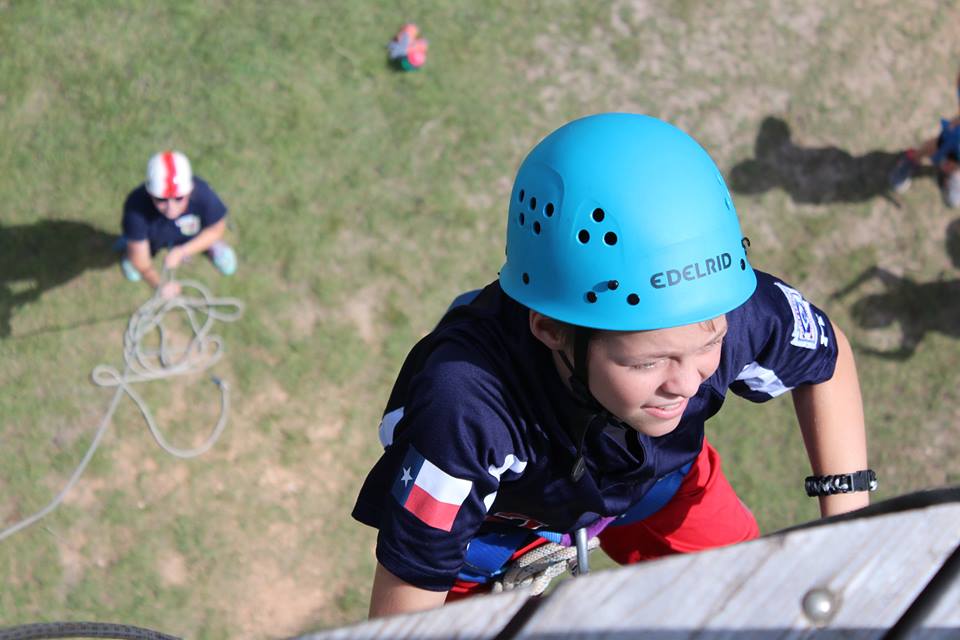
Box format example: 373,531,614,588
392,446,473,532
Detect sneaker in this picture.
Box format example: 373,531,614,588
941,171,960,208
120,257,141,282
890,151,917,193
208,242,237,276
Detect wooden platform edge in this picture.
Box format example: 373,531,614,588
295,485,960,640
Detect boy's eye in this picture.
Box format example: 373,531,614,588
632,360,660,370
701,337,725,352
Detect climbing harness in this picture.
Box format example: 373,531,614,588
0,271,243,542
491,529,600,596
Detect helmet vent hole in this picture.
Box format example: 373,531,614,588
533,221,541,234
530,197,537,210
603,232,618,245
627,293,640,306
519,189,525,203
578,229,590,244
607,280,619,290
522,272,530,284
740,259,746,270
519,213,525,226
585,291,598,303
592,208,605,222
545,203,554,217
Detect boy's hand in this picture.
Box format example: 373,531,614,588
159,281,181,299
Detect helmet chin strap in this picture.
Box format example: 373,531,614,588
556,330,596,408
556,328,619,482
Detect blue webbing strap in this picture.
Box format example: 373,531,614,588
609,460,694,527
458,527,537,583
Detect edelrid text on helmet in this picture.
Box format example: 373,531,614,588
499,113,756,331
146,150,194,199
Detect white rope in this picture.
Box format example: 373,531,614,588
491,536,600,596
0,275,243,542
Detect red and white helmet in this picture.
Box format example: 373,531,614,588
145,150,194,198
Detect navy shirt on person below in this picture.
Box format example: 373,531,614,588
122,177,227,254
352,270,839,591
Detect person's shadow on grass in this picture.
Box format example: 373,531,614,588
728,116,937,205
0,220,119,338
831,219,960,360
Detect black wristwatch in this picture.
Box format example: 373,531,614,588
805,469,878,497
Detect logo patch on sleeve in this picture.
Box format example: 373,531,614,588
774,282,819,350
391,446,473,532
174,214,201,236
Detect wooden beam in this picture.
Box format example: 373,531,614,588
516,502,960,638
298,491,960,639
300,588,531,639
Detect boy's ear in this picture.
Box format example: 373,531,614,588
529,310,568,350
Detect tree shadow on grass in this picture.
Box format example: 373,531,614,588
729,116,938,205
0,220,120,338
830,219,960,360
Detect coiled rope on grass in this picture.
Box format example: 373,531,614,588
0,275,243,542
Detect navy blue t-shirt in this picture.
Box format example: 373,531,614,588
352,271,839,591
122,177,227,254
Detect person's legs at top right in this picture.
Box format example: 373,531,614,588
890,134,943,193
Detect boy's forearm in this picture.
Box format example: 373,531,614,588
129,252,162,287
140,266,162,288
369,562,447,618
791,322,869,517
180,220,226,257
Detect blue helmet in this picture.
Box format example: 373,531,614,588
499,113,756,330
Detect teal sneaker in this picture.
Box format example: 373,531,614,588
120,257,142,282
209,243,237,276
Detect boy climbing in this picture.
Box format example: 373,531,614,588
353,113,872,617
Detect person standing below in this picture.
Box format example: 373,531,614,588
353,113,873,617
118,150,237,298
890,69,960,207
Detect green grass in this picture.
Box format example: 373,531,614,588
2,1,960,637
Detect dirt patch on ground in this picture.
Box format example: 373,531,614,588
341,287,383,346
233,537,332,639
56,529,90,590
156,549,188,587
